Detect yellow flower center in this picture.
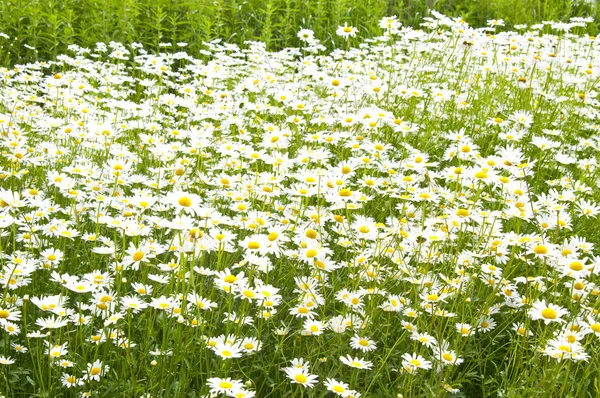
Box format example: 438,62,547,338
306,229,317,239
295,374,307,383
541,308,557,319
569,261,583,271
456,208,469,217
178,196,192,207
133,251,144,262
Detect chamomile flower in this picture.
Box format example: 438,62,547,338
401,353,432,372
0,356,15,365
83,360,109,381
350,335,377,352
529,300,568,324
325,378,351,396
336,23,358,38
339,355,373,370
283,366,318,388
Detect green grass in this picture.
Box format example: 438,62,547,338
0,0,598,65
1,14,600,396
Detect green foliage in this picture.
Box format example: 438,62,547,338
2,11,600,397
0,0,598,65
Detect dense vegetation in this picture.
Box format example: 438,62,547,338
0,0,598,65
2,11,600,398
2,2,600,398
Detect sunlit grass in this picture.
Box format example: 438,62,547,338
1,12,600,398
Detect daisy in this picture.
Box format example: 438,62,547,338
290,304,316,319
11,343,28,354
0,306,21,322
478,317,497,333
211,342,243,359
150,295,178,312
123,242,154,269
121,296,148,313
0,356,15,365
303,319,326,336
187,293,218,311
438,349,464,366
410,332,438,348
529,300,568,324
325,378,350,396
350,335,377,352
61,373,83,388
206,377,244,395
168,190,202,215
35,315,69,330
58,360,74,368
282,366,318,388
83,360,109,381
46,341,69,359
336,23,358,39
214,268,246,293
512,322,533,337
241,337,261,353
401,353,432,372
297,29,315,42
340,355,373,370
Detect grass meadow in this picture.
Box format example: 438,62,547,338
0,0,599,64
1,3,600,398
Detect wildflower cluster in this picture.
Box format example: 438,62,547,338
0,12,600,397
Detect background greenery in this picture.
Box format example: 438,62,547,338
0,0,598,65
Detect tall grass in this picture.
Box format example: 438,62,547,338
1,9,600,398
0,0,597,65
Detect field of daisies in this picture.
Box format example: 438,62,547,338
2,10,600,397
